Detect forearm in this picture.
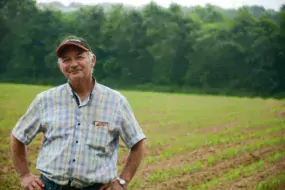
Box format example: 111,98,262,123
10,134,30,178
119,139,146,185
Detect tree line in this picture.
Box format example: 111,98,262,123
0,0,284,97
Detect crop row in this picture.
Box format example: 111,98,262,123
127,137,284,189
189,151,285,190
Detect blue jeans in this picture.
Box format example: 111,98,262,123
40,174,105,190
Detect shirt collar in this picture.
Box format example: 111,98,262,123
66,76,98,97
90,76,98,95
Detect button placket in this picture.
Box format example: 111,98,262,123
72,109,81,172
75,110,81,144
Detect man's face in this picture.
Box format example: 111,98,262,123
58,46,95,82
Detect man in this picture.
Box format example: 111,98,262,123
10,36,147,190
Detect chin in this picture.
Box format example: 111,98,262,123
68,74,82,81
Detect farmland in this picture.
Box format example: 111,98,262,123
0,83,284,189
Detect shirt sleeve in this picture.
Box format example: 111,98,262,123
118,95,146,149
12,94,42,145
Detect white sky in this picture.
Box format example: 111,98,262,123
36,0,284,10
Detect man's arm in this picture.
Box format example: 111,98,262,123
119,138,146,186
10,134,30,178
10,134,44,190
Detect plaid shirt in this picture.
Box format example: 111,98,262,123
12,81,146,188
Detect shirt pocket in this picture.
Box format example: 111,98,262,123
85,122,110,155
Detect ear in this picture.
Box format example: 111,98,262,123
91,54,96,68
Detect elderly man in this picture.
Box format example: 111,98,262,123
10,36,147,190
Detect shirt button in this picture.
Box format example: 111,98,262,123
77,123,80,126
76,141,78,143
73,159,75,162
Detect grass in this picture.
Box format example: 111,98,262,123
0,83,284,189
267,151,285,163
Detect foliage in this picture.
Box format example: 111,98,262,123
0,1,285,96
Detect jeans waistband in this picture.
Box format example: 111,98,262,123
40,174,105,190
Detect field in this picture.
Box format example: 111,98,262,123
0,83,284,189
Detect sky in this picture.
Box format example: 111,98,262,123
36,0,284,11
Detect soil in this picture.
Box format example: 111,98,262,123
142,145,285,190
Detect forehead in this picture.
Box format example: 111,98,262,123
59,45,87,58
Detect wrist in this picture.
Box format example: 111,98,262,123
116,176,127,189
119,174,131,184
19,172,31,179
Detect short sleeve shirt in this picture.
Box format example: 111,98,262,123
12,82,146,187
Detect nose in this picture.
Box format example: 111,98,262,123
70,59,78,68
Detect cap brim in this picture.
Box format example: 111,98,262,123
56,42,89,57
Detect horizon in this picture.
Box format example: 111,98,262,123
36,0,284,11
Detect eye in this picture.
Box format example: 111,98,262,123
62,58,71,63
76,55,84,60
